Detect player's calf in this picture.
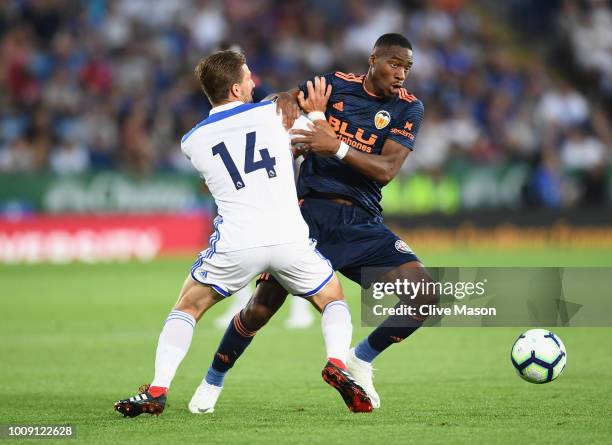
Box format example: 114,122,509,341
352,262,438,407
194,282,287,397
198,312,258,393
114,279,224,417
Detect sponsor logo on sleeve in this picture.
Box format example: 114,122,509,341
390,128,415,140
395,240,414,254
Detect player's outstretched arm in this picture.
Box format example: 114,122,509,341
291,125,410,185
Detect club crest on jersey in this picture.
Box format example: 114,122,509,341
395,240,413,254
374,110,391,129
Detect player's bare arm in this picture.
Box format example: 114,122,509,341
291,125,410,186
343,138,410,185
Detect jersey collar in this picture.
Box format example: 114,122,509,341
209,101,244,115
362,75,384,100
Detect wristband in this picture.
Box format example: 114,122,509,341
307,111,326,122
335,142,349,160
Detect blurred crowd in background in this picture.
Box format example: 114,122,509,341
0,0,610,208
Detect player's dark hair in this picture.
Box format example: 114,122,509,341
194,50,246,104
373,33,412,50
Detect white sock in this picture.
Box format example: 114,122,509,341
150,310,196,389
321,300,352,365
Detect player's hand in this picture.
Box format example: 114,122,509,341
291,144,310,159
275,92,300,130
291,121,340,157
297,76,332,113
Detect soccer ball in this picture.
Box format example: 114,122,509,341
510,329,567,384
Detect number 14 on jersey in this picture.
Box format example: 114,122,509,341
212,131,277,190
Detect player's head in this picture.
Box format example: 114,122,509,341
368,33,413,99
194,50,255,106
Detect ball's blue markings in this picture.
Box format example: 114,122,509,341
511,333,566,383
545,331,561,348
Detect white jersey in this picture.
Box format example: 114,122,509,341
181,101,309,253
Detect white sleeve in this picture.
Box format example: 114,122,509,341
289,114,312,143
180,141,191,160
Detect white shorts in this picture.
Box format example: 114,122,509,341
190,239,333,297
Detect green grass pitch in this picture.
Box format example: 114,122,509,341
1,248,612,444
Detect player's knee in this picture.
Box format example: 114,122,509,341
175,283,221,319
416,281,439,308
241,302,274,331
309,292,343,312
410,278,439,321
309,275,344,312
176,297,211,319
241,282,288,330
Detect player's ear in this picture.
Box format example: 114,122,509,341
368,54,375,67
230,83,240,99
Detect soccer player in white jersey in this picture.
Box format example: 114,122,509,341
113,50,373,417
